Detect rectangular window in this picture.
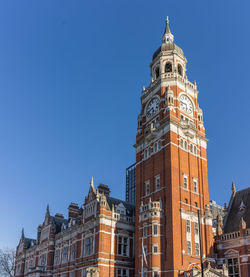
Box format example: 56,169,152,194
85,237,93,256
71,243,76,261
69,272,75,277
153,224,158,235
82,269,86,277
117,268,128,277
195,243,199,256
62,247,68,264
227,257,239,277
193,179,198,193
143,226,147,237
155,175,160,191
117,236,128,256
194,223,199,235
153,245,158,253
145,181,150,196
183,175,188,189
153,272,159,277
187,241,191,255
39,253,47,266
54,249,60,265
186,220,191,233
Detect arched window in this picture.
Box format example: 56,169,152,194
153,143,157,153
165,62,172,73
155,67,160,79
190,144,193,153
157,141,161,150
178,64,183,76
184,141,188,150
180,139,183,148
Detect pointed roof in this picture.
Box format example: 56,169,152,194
223,187,250,233
164,16,171,34
21,228,24,241
161,16,174,44
232,181,236,194
153,17,183,61
90,176,96,194
46,204,50,216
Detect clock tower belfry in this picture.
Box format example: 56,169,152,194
134,18,213,277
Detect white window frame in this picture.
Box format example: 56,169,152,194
183,174,188,190
117,268,128,277
117,236,129,257
152,244,158,254
155,175,160,191
186,220,191,233
152,224,158,236
193,178,198,193
187,240,192,255
84,236,93,256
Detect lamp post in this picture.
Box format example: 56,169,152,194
198,209,204,277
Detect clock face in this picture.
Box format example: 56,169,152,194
179,95,193,114
146,98,160,118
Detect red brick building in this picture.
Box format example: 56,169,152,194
15,180,135,277
14,18,239,277
215,184,250,277
134,17,213,277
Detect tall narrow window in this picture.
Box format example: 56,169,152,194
195,243,199,256
187,241,191,255
193,179,198,193
71,243,76,261
155,67,160,79
194,223,199,235
183,175,188,189
178,64,183,76
227,257,239,277
118,236,128,256
186,220,191,233
85,237,93,256
153,224,158,235
155,175,160,191
184,141,188,150
145,181,150,196
190,144,193,153
143,226,147,237
165,62,172,73
54,249,60,265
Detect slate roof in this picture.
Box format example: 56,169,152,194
50,215,68,234
224,187,250,233
106,196,135,216
152,42,184,61
23,238,36,248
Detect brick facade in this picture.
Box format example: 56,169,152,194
15,181,135,277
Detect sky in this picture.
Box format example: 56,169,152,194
0,0,250,249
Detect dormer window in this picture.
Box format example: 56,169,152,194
178,64,183,76
165,62,172,73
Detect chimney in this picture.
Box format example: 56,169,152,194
68,203,79,220
97,184,110,197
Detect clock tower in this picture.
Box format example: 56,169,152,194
134,18,213,277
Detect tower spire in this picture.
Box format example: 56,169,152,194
46,204,50,216
21,228,25,241
162,16,174,44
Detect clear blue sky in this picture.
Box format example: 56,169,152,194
0,0,250,248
